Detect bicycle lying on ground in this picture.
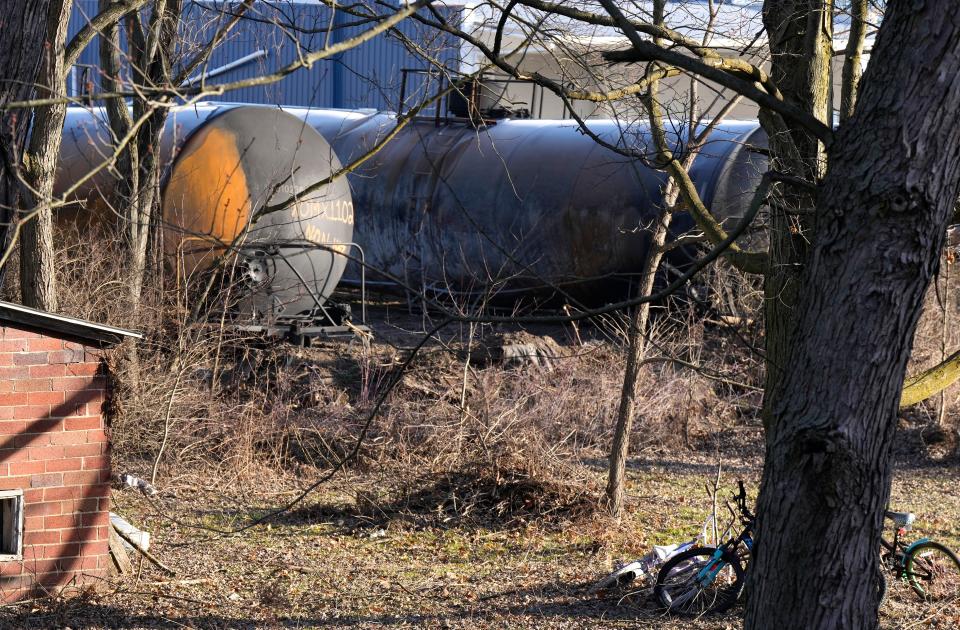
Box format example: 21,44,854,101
653,480,754,615
654,482,960,616
878,509,960,603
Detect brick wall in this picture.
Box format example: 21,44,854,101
0,323,112,601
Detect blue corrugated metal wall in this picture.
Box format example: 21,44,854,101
67,0,461,111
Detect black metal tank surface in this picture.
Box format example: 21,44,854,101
56,105,357,331
57,103,767,312
292,109,768,305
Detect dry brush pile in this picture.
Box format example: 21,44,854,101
25,231,946,528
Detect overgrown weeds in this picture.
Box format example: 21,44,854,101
11,230,769,527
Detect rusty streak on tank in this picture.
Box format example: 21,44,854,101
56,105,354,323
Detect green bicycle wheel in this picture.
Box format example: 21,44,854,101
904,541,960,602
654,546,745,615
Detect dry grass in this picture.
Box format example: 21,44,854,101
3,460,959,629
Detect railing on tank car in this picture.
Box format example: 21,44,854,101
398,68,563,125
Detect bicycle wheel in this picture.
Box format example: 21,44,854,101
654,546,745,615
876,567,888,605
904,541,960,602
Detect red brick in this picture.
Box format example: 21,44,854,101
12,353,47,366
64,444,101,458
0,421,28,435
15,379,52,393
45,458,83,473
29,364,65,378
65,363,100,377
23,515,43,531
9,460,45,476
27,339,64,352
0,476,32,490
27,446,64,462
52,377,94,392
21,421,61,439
49,431,87,446
43,486,81,501
24,501,59,518
22,489,43,503
28,392,63,406
0,562,28,578
0,340,28,352
3,328,41,340
53,543,82,559
64,417,100,431
0,393,29,406
84,483,110,498
81,456,109,471
16,558,61,575
73,497,100,513
0,446,33,461
62,471,99,486
0,367,30,380
79,555,99,570
30,473,62,488
80,511,108,527
14,406,52,420
48,348,85,365
0,382,14,394
24,530,60,545
64,390,100,407
86,429,108,444
43,514,79,529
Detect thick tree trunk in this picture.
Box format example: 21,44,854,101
0,2,54,278
759,0,833,433
744,3,960,628
20,0,73,311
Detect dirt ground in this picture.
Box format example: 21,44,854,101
2,456,959,629
0,305,956,629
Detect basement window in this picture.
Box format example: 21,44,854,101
0,490,23,561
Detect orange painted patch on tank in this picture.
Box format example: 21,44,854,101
162,124,252,275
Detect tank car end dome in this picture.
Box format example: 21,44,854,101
162,106,354,320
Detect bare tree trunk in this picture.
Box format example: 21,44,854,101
840,0,869,122
605,0,673,515
759,0,833,433
745,3,960,628
99,0,182,309
20,0,73,311
0,2,54,279
606,193,673,515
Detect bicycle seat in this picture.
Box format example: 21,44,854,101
885,510,916,528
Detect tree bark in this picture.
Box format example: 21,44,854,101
606,191,672,515
20,0,73,312
840,0,869,122
0,2,54,279
744,3,960,628
759,0,833,434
